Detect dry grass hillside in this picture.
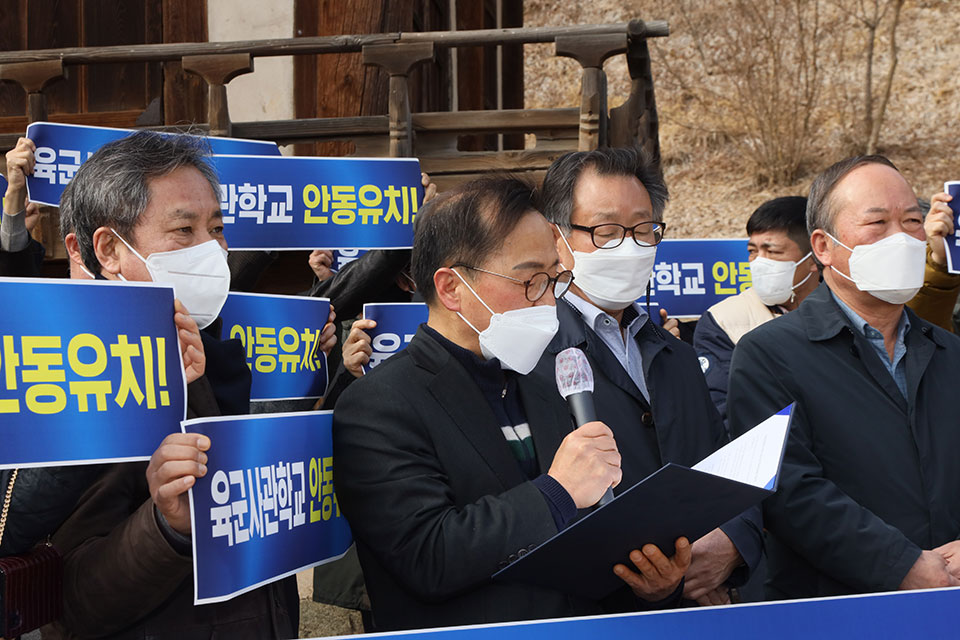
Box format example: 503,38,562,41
525,0,959,238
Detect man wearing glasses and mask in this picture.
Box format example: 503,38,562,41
534,147,763,607
333,176,689,632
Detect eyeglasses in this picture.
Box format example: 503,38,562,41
569,221,666,249
452,264,574,302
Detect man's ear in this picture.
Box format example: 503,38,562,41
92,227,121,277
433,267,463,313
553,225,573,268
64,232,85,268
810,229,833,268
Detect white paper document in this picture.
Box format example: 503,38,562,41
693,407,792,490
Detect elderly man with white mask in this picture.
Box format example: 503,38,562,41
728,155,960,600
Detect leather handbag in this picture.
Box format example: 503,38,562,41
0,469,63,639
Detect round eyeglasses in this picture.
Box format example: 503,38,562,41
569,221,666,249
451,265,574,302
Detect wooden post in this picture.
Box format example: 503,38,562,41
555,34,627,151
609,20,661,161
362,43,435,157
182,53,254,137
0,60,66,123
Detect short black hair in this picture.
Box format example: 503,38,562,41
746,196,811,253
412,175,538,305
538,145,669,229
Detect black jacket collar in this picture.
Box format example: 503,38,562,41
406,325,570,485
798,282,949,348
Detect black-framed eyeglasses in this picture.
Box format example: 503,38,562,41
569,221,666,249
452,264,574,302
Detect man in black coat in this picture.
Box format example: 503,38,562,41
333,176,691,632
534,147,764,606
728,155,960,599
36,131,335,639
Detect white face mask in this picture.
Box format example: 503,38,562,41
825,231,926,305
557,225,657,310
749,252,813,306
113,230,231,329
453,269,559,375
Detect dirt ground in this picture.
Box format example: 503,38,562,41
297,570,364,638
524,0,960,238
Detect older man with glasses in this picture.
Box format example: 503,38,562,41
533,146,764,607
333,175,695,632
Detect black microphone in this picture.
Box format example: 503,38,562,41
555,347,615,507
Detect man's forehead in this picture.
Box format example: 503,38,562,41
833,164,919,217
491,210,557,270
572,170,652,221
749,229,792,245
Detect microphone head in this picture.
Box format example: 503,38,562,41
555,347,594,398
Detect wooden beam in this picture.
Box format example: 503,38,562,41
0,60,65,122
363,42,435,157
0,21,668,65
418,149,567,175
182,53,254,136
412,108,578,133
555,34,628,151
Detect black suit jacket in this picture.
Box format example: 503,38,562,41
531,299,763,581
333,326,605,631
728,283,960,599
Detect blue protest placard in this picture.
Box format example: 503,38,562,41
0,277,186,469
331,249,368,272
210,155,422,251
361,302,429,374
645,238,751,318
324,587,960,640
218,293,330,401
183,411,353,605
942,181,960,274
24,121,280,207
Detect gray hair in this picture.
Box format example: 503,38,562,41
60,130,220,275
805,155,898,237
538,146,669,231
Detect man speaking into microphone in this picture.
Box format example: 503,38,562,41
333,176,688,632
533,146,764,606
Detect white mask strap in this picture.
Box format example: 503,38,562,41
555,224,577,267
110,229,149,266
824,232,853,253
829,265,856,284
451,268,495,335
792,270,814,291
78,262,96,280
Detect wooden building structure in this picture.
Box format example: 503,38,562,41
0,1,668,289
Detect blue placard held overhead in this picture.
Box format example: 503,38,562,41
0,278,186,469
210,155,422,251
942,181,960,274
24,122,281,207
218,293,330,401
645,238,751,318
361,303,429,374
183,411,353,605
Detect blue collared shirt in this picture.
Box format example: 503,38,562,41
563,293,650,401
831,292,910,398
